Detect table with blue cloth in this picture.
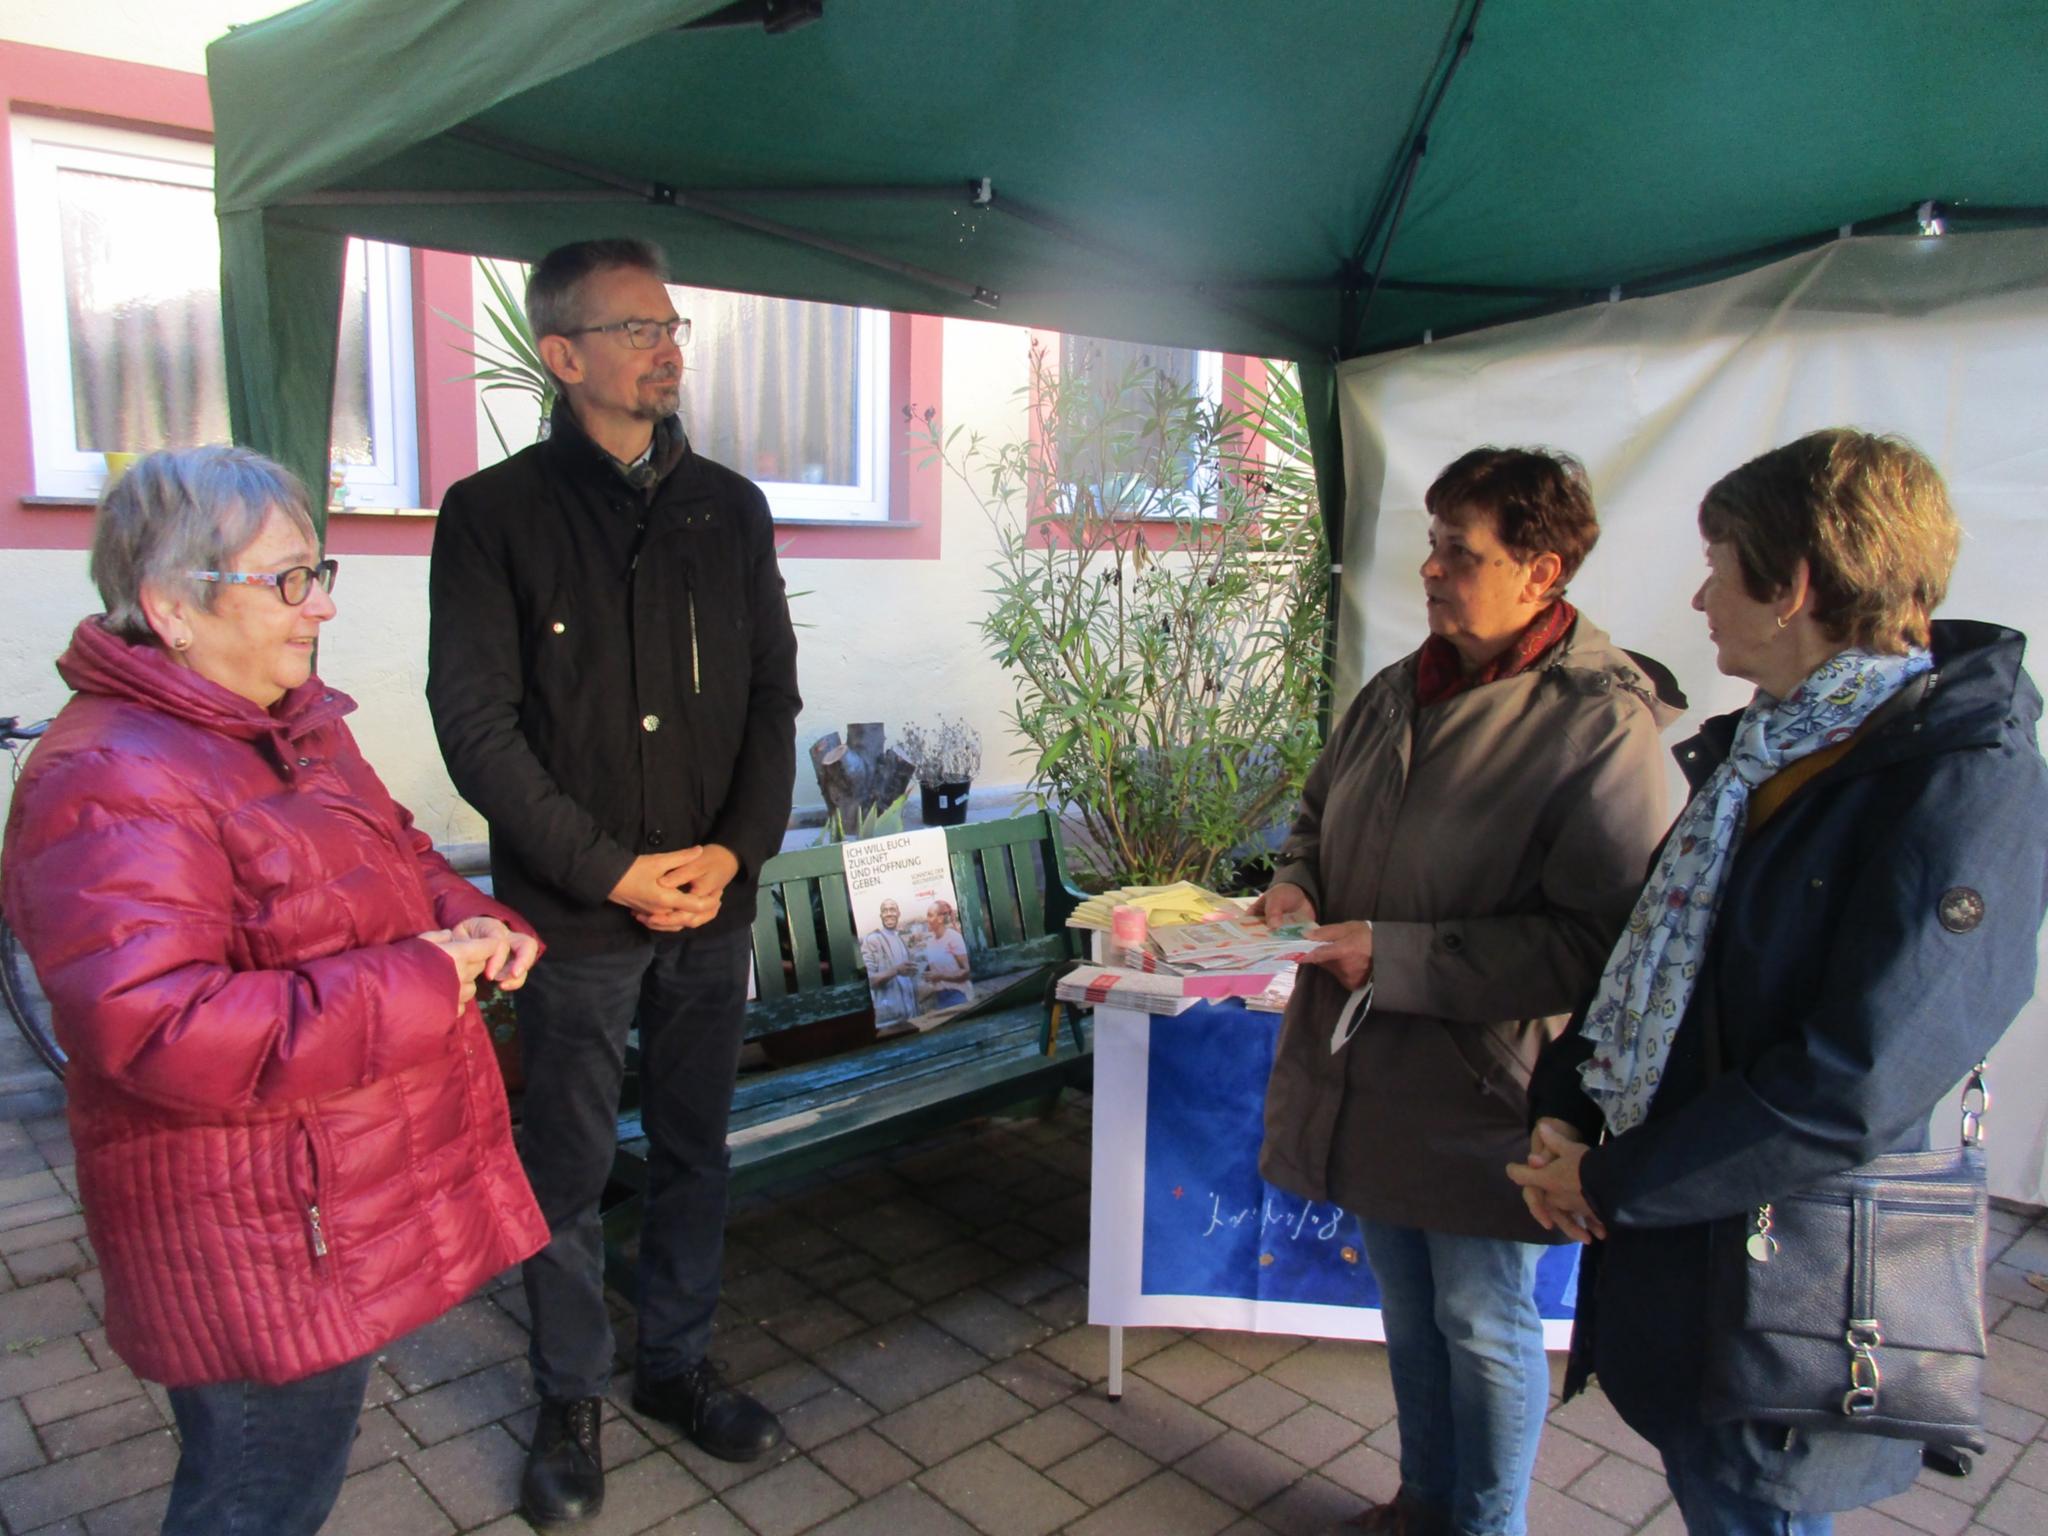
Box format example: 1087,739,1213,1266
1085,999,1580,1397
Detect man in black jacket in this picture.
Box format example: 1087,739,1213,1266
428,239,801,1527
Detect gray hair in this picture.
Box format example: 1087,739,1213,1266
525,239,670,379
91,447,317,644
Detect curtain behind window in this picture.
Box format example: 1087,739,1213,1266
673,286,859,485
57,166,375,465
58,167,228,453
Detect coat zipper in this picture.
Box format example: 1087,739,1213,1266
688,588,701,695
293,1119,330,1261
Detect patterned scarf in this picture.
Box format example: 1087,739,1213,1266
1577,645,1933,1134
1414,600,1579,707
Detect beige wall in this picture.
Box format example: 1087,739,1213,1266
1,315,1052,842
3,1,275,72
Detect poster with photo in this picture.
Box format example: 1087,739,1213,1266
842,829,976,1034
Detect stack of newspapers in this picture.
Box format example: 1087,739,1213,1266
1055,914,1317,1013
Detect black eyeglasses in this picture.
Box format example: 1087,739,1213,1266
189,560,339,606
564,317,692,350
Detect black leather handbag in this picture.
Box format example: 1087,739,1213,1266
1699,1066,1991,1454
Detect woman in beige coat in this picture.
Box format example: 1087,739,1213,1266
1255,448,1676,1536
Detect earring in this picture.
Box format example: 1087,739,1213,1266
1775,614,1791,630
170,635,191,652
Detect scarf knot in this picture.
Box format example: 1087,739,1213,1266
1415,600,1579,708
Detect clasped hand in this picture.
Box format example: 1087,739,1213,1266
417,916,538,1015
609,845,740,932
1505,1118,1606,1244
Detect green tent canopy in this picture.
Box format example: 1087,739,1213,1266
206,0,2048,531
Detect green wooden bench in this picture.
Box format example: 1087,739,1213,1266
601,811,1092,1266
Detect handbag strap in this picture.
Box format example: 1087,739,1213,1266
1845,1193,1883,1416
1960,1063,1989,1148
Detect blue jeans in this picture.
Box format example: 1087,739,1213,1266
1359,1220,1549,1536
1661,1433,1834,1536
162,1353,373,1535
517,928,752,1400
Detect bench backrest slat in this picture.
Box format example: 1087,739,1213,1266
947,845,992,957
818,872,860,980
979,844,1027,948
751,900,790,1000
782,876,826,991
1010,838,1046,939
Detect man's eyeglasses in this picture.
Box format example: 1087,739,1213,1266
189,560,339,606
564,317,691,350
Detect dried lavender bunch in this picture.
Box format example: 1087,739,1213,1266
900,717,983,786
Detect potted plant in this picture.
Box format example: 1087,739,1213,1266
900,718,982,827
910,351,1328,888
439,259,556,454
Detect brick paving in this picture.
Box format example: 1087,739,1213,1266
0,1098,2041,1535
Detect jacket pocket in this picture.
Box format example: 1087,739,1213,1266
289,1118,332,1266
1442,1019,1534,1120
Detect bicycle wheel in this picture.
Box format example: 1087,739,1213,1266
0,916,65,1078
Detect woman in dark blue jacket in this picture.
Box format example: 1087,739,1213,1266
1511,429,2048,1534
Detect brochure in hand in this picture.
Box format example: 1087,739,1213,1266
1146,915,1318,973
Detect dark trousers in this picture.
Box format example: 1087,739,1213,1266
162,1353,373,1536
516,927,751,1400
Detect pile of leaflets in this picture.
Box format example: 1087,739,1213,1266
1065,881,1242,931
1243,963,1298,1014
1149,915,1315,972
1059,911,1319,1011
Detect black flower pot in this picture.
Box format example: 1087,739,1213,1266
920,780,971,827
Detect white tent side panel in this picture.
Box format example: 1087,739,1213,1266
1335,229,2048,1205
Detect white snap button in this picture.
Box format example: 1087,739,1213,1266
642,714,660,732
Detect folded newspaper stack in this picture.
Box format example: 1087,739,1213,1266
1244,963,1298,1014
1055,964,1203,1015
1056,919,1317,1013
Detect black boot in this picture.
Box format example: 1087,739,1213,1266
632,1358,786,1462
521,1395,604,1527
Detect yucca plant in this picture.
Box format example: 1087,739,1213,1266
439,260,555,456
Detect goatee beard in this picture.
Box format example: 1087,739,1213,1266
633,389,680,422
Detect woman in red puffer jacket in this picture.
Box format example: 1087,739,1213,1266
1,447,548,1536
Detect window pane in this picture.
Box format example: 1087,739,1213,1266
57,166,228,453
52,157,380,477
1063,334,1202,401
672,287,860,486
1059,334,1208,495
329,242,376,467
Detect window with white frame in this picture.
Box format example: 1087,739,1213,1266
1058,333,1225,514
669,284,891,521
10,115,418,507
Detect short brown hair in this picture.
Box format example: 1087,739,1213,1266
525,238,669,346
1424,447,1600,590
1698,430,1959,651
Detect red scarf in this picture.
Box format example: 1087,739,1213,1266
1414,600,1578,708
